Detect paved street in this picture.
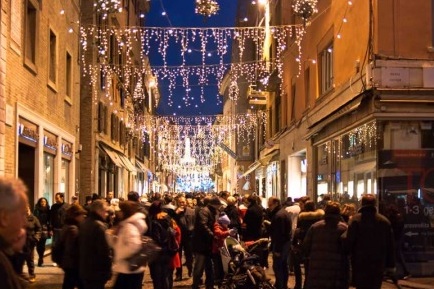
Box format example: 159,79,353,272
24,253,433,289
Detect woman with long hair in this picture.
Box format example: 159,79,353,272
33,197,51,267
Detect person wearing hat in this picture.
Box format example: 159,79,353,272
191,196,222,289
302,201,348,289
59,204,87,289
343,194,395,289
212,212,237,285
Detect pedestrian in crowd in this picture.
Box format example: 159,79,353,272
79,199,112,289
174,196,195,280
212,212,237,286
383,203,411,280
191,196,222,289
268,197,292,289
106,191,114,205
148,200,175,289
60,204,87,289
168,217,181,289
302,201,349,289
10,205,41,283
343,194,395,289
340,203,356,223
218,191,229,209
33,197,51,267
0,177,29,289
83,195,92,213
71,196,79,205
51,192,69,246
224,196,241,232
108,201,147,289
242,194,263,241
292,200,324,289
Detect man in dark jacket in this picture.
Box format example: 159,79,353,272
344,194,395,289
79,199,111,289
175,196,196,280
268,197,292,289
191,196,221,289
50,192,68,246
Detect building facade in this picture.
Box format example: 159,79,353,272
0,0,81,206
263,0,434,276
79,0,156,201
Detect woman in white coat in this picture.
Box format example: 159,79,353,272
107,200,148,289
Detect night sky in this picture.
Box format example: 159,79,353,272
145,0,239,116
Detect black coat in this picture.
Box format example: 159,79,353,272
269,206,292,253
0,236,23,289
60,224,79,270
243,203,263,241
33,205,50,236
302,214,349,289
224,204,241,231
25,214,41,249
343,206,395,289
192,205,217,254
79,213,111,282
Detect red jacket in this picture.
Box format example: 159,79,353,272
170,220,182,270
212,222,230,254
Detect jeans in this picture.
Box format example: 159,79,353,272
36,237,47,264
290,247,303,289
113,272,144,289
149,254,171,289
192,252,214,289
272,241,291,289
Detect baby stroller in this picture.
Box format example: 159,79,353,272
219,237,275,289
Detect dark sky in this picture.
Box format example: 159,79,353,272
146,0,239,116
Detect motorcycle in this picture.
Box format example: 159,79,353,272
219,237,275,289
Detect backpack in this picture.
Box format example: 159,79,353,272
151,218,179,256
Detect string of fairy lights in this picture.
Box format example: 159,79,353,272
85,0,352,182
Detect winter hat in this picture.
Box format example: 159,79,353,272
218,212,230,226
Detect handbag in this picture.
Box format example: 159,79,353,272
126,235,162,271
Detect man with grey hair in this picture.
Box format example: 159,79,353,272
0,177,29,289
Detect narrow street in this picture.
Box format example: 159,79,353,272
25,253,421,289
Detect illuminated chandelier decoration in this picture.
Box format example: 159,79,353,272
195,0,220,18
94,0,123,20
292,0,318,22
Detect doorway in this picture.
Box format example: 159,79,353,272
18,142,36,206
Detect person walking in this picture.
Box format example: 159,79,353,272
147,200,175,289
268,197,292,289
0,177,29,289
108,201,148,289
302,201,349,289
191,196,222,289
79,199,112,289
174,196,195,280
343,194,395,289
59,204,87,289
242,194,263,242
10,205,41,283
33,197,51,267
51,192,69,246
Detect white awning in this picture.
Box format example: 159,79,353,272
240,161,262,178
118,154,137,173
101,145,125,168
135,161,149,173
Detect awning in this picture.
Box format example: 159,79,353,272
101,145,125,168
240,161,262,178
118,154,137,173
259,149,280,165
135,160,149,173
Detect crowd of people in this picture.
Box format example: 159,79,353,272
0,176,410,289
